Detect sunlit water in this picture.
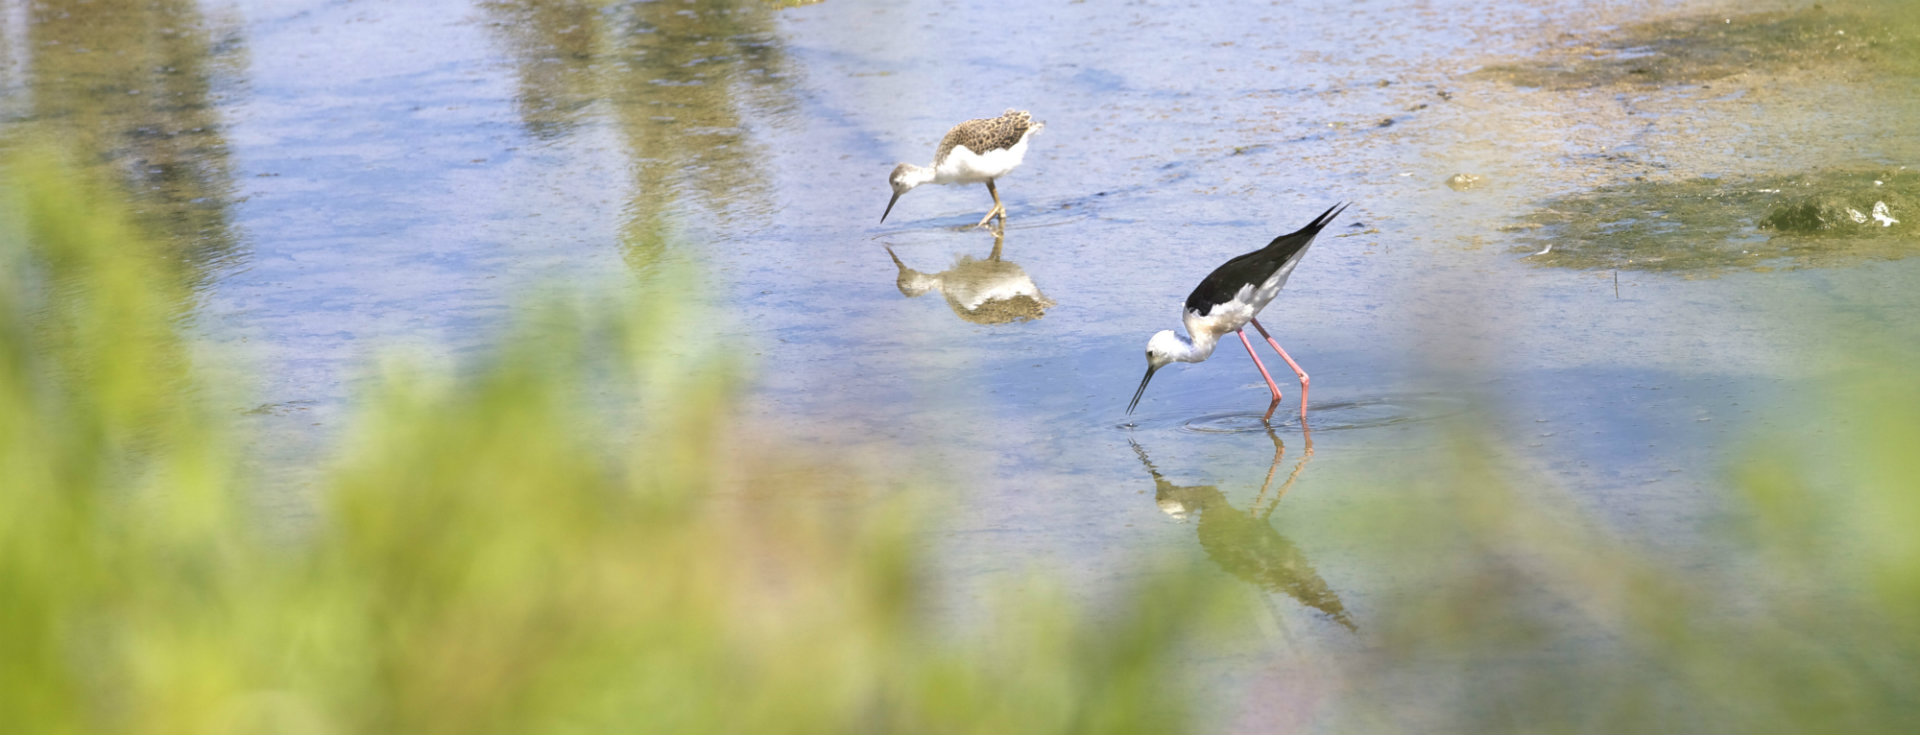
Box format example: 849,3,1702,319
4,0,1917,728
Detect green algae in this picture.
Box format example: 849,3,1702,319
1474,5,1920,90
1513,167,1918,272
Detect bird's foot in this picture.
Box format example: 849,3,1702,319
973,205,1006,230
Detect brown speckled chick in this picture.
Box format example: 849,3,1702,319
883,109,1043,229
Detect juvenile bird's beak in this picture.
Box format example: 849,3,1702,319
881,191,902,223
1127,364,1161,415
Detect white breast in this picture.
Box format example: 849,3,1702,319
933,135,1031,185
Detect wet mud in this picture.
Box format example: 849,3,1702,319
1512,167,1917,272
1474,5,1920,90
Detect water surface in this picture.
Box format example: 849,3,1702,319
6,0,1918,728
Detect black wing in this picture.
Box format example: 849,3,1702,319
1184,203,1347,317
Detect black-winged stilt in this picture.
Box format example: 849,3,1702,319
881,109,1043,229
1127,203,1348,420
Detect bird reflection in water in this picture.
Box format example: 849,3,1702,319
884,230,1054,324
1130,427,1354,631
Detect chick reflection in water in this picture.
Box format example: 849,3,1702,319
1130,428,1354,631
885,230,1054,324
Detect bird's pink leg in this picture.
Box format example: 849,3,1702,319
1250,318,1309,420
1237,329,1284,404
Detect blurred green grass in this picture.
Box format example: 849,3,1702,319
1343,359,1920,732
0,145,1233,733
9,132,1920,734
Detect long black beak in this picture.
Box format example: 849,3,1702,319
881,191,902,223
1127,364,1160,415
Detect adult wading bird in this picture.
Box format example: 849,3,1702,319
1128,203,1347,421
881,109,1043,229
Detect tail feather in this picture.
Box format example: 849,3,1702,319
1266,202,1348,249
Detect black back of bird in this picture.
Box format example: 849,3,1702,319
1184,203,1347,318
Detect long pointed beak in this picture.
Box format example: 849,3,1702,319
881,191,902,223
1127,364,1161,415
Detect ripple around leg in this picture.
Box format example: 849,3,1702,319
1117,394,1468,434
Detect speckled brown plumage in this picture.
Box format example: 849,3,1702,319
933,109,1038,167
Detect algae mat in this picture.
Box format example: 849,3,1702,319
1512,167,1917,273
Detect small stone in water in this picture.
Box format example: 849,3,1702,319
1446,173,1484,191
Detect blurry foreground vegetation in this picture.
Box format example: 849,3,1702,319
1347,353,1920,731
7,137,1920,734
0,147,1229,733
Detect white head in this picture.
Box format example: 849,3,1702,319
1146,330,1189,364
1129,330,1192,414
881,163,935,223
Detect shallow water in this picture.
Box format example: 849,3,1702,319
5,0,1919,727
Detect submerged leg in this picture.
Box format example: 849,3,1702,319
1251,318,1309,421
974,180,1007,229
1237,329,1284,404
